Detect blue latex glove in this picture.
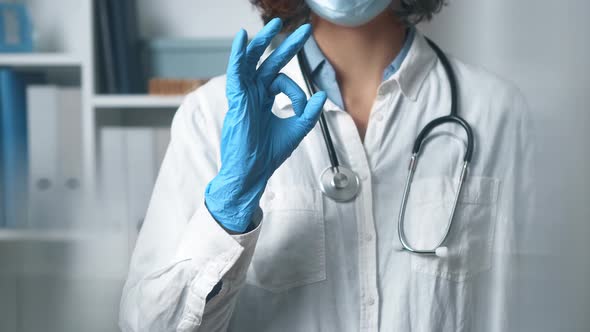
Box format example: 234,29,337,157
205,18,328,233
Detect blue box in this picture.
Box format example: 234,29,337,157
144,39,233,79
0,4,33,53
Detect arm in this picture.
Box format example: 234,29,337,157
118,92,262,332
120,18,326,331
488,89,537,331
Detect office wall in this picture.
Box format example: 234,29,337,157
137,0,263,38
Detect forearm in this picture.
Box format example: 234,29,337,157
119,90,263,331
119,204,262,332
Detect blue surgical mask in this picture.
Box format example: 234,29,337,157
304,0,392,27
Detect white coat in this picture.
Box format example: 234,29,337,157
119,30,536,332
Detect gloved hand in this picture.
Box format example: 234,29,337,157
205,18,328,233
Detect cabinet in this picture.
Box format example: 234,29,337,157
0,0,260,331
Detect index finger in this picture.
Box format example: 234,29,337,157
244,18,283,71
256,23,312,86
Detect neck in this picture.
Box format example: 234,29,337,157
311,10,407,84
310,11,407,141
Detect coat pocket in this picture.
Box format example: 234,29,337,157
246,186,326,292
403,176,500,282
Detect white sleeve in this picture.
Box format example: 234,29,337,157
486,88,537,331
118,89,262,332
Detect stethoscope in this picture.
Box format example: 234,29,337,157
296,37,474,258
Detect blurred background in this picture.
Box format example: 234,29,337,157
0,0,587,331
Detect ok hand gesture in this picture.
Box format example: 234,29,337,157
205,18,327,232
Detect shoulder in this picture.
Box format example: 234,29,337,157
448,56,531,123
172,75,228,131
167,74,228,148
440,57,536,172
183,75,228,116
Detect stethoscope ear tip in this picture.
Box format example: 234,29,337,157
435,247,449,258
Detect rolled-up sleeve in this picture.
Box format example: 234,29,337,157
119,87,262,332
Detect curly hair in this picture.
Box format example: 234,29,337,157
249,0,446,32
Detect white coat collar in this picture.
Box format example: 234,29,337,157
274,29,437,111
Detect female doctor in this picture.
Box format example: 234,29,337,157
120,0,535,331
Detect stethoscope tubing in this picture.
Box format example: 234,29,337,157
426,38,458,117
412,115,474,163
296,33,475,257
297,51,341,169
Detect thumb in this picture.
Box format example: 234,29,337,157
272,91,327,166
298,91,327,129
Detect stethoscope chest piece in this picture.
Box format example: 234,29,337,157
319,166,360,202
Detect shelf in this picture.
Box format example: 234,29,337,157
0,53,81,68
93,94,185,109
0,229,121,243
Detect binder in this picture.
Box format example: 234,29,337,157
95,0,117,93
26,85,59,228
56,88,83,228
154,127,171,172
124,0,143,93
111,0,142,93
95,0,143,93
109,0,130,93
0,84,3,228
0,69,28,228
125,128,157,255
99,126,128,231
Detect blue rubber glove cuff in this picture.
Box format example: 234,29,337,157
205,176,266,233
